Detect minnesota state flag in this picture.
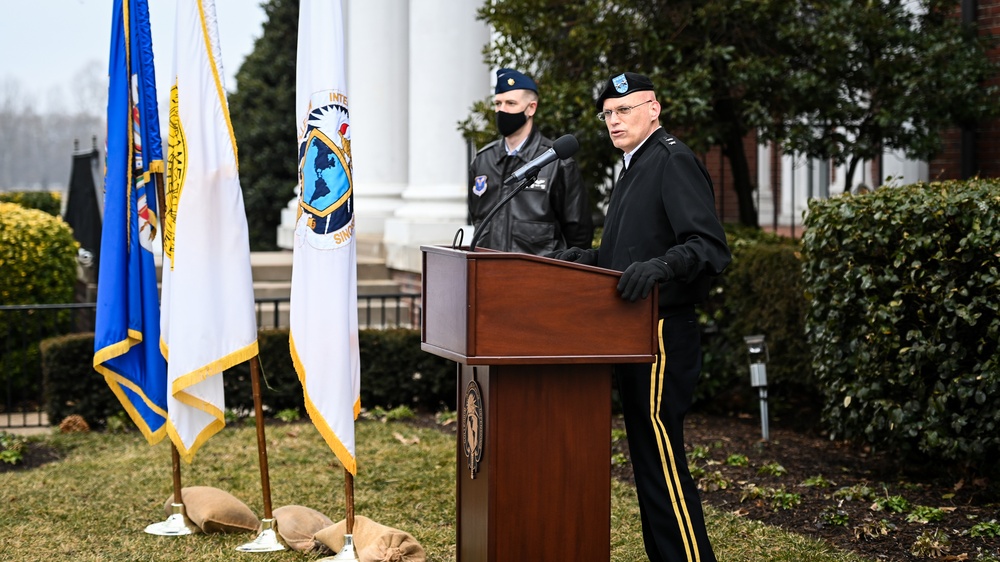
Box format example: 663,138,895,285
161,0,258,463
290,0,361,475
93,0,168,444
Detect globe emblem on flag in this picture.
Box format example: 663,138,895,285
299,99,353,238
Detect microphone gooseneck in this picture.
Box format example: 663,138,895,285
503,134,580,186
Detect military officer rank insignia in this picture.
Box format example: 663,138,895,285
526,178,547,191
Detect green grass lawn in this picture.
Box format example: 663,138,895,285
0,417,871,561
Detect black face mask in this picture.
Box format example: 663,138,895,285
496,110,528,137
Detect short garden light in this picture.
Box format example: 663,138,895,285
744,334,769,441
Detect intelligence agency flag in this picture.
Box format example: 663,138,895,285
161,0,258,463
93,0,168,444
290,0,360,475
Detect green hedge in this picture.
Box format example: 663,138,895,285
356,329,457,412
802,179,1000,471
1,202,79,402
697,227,812,419
41,329,456,429
0,191,61,216
43,334,124,428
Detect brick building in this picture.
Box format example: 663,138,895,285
931,0,1000,180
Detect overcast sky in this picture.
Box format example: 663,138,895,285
0,0,267,112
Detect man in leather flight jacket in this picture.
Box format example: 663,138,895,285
468,68,593,255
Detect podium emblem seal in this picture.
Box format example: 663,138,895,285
463,380,484,478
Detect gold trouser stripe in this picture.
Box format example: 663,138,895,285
649,318,701,561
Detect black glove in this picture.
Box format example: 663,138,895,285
617,258,674,302
551,247,598,266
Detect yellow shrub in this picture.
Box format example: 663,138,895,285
0,201,79,305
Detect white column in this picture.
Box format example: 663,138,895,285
780,153,811,228
756,140,776,229
347,0,409,237
383,0,490,272
277,1,408,249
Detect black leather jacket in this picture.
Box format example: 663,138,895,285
468,127,593,255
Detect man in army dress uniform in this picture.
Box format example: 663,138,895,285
555,71,731,562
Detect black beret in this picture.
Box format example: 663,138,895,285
596,72,655,111
495,68,538,94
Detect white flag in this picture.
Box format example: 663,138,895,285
290,0,360,475
162,0,259,463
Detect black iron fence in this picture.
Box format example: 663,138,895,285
0,294,421,430
252,293,422,331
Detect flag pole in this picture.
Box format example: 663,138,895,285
171,442,183,505
345,470,355,534
235,355,286,552
145,172,192,537
143,442,192,536
100,0,187,534
321,469,358,560
158,171,185,508
250,355,274,519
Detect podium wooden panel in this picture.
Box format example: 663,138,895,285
420,245,657,562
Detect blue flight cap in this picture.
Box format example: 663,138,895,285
495,68,537,94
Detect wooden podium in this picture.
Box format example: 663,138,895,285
420,245,657,562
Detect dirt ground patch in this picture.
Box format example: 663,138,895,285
417,409,999,560
611,412,1000,562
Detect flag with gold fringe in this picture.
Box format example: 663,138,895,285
93,0,168,444
161,0,258,463
290,0,360,475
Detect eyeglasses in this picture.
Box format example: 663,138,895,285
597,100,653,121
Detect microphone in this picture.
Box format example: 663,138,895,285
469,133,579,251
503,134,579,185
